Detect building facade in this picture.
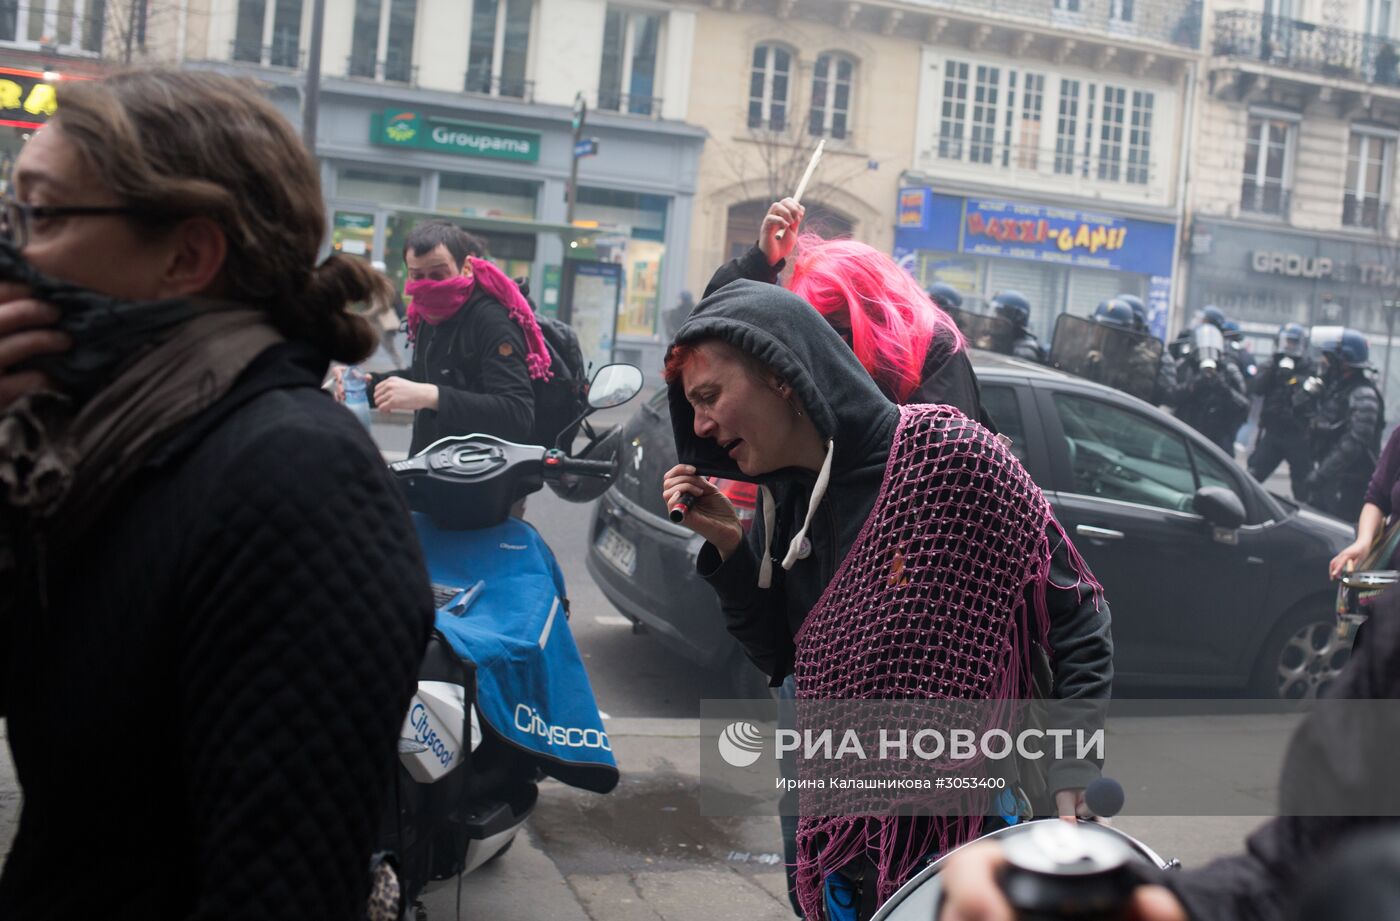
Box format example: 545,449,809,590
1192,0,1400,407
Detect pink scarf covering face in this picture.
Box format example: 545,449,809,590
790,404,1100,920
405,257,553,380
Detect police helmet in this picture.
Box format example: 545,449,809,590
1196,305,1227,329
1093,298,1136,330
1320,328,1371,368
992,291,1032,328
1115,293,1149,332
1221,319,1244,342
927,282,962,311
1276,323,1307,358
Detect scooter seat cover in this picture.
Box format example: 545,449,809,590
414,513,619,793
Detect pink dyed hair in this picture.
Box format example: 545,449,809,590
785,234,965,403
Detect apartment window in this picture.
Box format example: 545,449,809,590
1097,86,1126,181
1055,0,1081,9
0,0,105,52
969,65,1000,164
748,42,791,130
1055,78,1080,175
1125,90,1153,184
1111,0,1135,21
809,52,854,140
1014,73,1045,169
349,0,417,83
599,7,662,116
938,60,969,160
1241,116,1293,215
1344,130,1393,228
466,0,532,98
233,0,303,67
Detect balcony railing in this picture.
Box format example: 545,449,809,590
1240,182,1291,218
229,38,303,69
596,91,663,118
1343,194,1388,230
910,0,1201,50
462,70,535,102
346,53,418,85
1214,9,1400,88
925,132,1159,188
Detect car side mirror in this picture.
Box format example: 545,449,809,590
1193,486,1246,530
587,363,644,409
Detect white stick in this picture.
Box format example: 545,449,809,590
775,139,826,241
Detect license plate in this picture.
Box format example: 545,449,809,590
595,526,637,576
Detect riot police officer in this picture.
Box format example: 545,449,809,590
1222,319,1259,382
1174,321,1250,454
991,290,1047,363
1297,329,1384,520
1248,323,1315,500
1110,294,1180,407
1171,304,1227,361
927,282,962,312
1115,292,1151,335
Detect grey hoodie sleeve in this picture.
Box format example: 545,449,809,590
696,515,794,684
1040,524,1114,795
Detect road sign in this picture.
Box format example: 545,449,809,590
574,137,599,158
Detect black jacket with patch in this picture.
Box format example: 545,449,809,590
668,281,1113,795
0,342,434,920
374,286,534,455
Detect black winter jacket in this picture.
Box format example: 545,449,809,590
702,245,990,424
1175,359,1250,446
0,342,434,920
1252,354,1314,433
373,286,534,455
1306,372,1384,483
670,281,1113,795
1162,585,1400,921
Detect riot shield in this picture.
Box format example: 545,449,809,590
946,306,1017,355
1049,313,1164,403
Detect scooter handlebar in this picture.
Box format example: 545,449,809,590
543,452,614,478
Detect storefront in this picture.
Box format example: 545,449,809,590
226,68,705,379
0,65,96,192
892,186,1179,344
1186,216,1400,415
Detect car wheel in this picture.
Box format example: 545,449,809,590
1250,608,1353,699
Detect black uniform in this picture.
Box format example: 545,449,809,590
1299,371,1384,520
1248,354,1316,500
1010,330,1048,364
1175,358,1250,454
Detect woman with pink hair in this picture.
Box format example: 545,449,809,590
703,198,990,427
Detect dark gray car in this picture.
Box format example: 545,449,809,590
586,351,1355,699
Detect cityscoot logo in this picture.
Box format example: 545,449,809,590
718,721,766,767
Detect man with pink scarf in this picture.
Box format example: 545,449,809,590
360,220,553,455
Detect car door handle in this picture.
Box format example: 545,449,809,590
1075,525,1125,541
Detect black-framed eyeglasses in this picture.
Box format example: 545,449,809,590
0,196,141,248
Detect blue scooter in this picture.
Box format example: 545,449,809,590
375,364,643,920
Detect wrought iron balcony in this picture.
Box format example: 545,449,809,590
462,68,535,102
911,0,1202,50
1214,9,1400,88
1343,194,1388,230
596,91,663,118
229,38,303,69
346,53,418,85
1239,182,1291,218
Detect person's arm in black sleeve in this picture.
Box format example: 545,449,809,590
432,301,535,443
697,509,794,684
1155,352,1181,408
1038,522,1113,796
1314,385,1382,483
912,342,992,431
176,424,434,921
1250,359,1275,398
703,244,784,299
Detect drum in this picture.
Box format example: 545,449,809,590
1336,569,1400,642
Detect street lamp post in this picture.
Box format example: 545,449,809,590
1385,299,1399,394
566,93,587,225
302,0,327,152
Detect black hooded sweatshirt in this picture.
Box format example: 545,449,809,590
668,280,1113,795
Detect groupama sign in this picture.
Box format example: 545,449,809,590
371,108,540,163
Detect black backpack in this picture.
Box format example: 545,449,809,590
516,279,591,449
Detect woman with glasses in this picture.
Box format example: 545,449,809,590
0,71,433,919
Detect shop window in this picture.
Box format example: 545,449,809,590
576,187,670,339
0,0,105,52
599,7,662,116
233,0,303,67
437,172,537,221
1344,130,1393,229
937,60,969,160
466,0,533,99
747,42,791,131
336,167,422,206
1241,115,1294,216
809,52,854,140
348,0,417,83
331,211,376,260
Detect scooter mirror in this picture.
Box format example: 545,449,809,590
588,363,644,409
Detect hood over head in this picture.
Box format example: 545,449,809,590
666,279,897,483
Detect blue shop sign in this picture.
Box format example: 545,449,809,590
894,190,1176,277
